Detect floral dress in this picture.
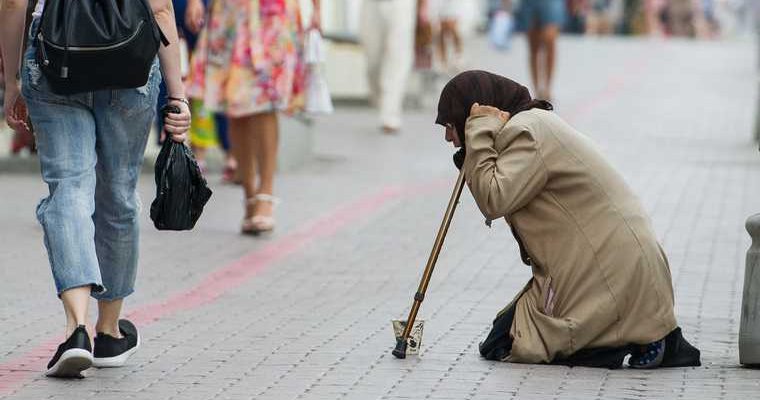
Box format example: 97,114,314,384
188,0,306,117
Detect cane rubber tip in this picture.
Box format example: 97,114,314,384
392,338,407,359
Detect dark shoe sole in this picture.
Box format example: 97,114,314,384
92,340,139,368
45,349,93,378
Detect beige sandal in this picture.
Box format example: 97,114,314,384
241,194,280,235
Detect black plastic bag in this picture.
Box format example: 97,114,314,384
150,137,212,231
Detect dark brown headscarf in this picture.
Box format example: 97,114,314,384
436,70,553,145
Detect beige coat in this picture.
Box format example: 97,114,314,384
463,109,677,364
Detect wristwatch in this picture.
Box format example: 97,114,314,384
167,96,190,106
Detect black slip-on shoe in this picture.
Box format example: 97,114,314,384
46,325,93,378
660,327,701,368
93,319,140,368
552,346,631,369
479,305,516,361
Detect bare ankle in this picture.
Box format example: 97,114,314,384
95,323,122,338
64,324,80,339
65,317,87,339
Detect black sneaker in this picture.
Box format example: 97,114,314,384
46,325,93,378
92,319,140,368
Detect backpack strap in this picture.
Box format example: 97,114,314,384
158,26,170,47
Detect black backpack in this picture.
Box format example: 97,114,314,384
35,0,168,95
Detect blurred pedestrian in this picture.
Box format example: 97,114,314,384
188,0,320,235
564,0,588,34
695,0,718,38
1,0,190,378
181,0,237,182
643,0,666,36
620,0,646,35
516,0,566,101
586,0,616,35
432,0,464,74
488,0,516,51
360,0,427,133
150,0,236,182
666,0,697,37
0,47,5,120
435,70,701,369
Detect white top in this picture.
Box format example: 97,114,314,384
32,0,44,18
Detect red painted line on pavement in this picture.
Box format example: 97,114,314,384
0,182,446,395
125,184,420,325
563,53,653,125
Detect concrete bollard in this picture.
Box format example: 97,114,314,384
740,213,760,365
756,8,760,143
756,38,760,143
756,92,760,143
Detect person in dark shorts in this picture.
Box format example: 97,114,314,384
516,0,565,101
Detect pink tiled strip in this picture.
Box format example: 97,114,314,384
127,185,408,326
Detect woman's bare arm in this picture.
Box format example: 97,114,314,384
150,0,183,99
0,0,30,131
149,0,190,141
1,0,28,91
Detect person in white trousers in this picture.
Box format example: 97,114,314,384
361,0,426,133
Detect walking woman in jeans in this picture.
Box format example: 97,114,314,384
1,0,191,378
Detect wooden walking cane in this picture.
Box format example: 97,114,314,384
392,169,466,359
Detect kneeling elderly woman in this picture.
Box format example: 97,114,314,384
437,71,700,369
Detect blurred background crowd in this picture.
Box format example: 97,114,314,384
493,0,757,38
4,0,758,152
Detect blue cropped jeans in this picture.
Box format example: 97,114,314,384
21,21,160,300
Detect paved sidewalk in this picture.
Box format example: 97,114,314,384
1,35,759,399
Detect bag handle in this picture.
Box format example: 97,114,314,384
139,0,171,47
158,27,170,47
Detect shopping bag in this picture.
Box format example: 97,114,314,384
489,10,514,51
306,68,334,115
305,29,333,115
150,106,213,231
189,100,219,149
305,28,325,64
